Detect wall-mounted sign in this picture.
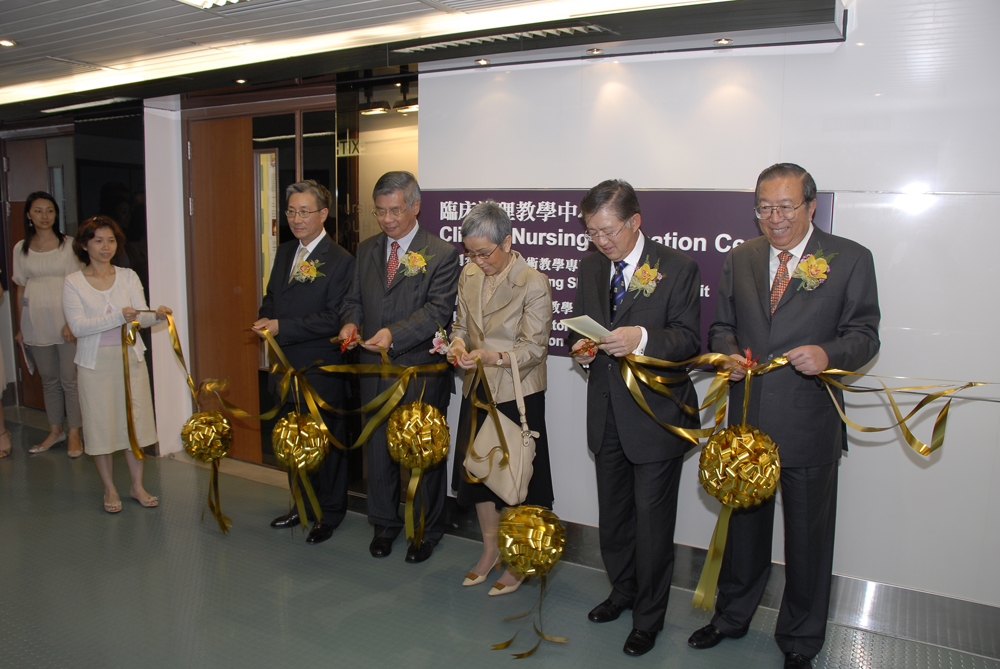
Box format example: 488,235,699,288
420,189,833,357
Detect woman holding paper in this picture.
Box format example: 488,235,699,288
63,216,170,513
448,200,554,595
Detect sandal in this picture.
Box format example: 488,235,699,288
104,493,122,514
28,431,67,454
0,430,11,459
130,491,159,508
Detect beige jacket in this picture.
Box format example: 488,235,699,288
451,253,552,403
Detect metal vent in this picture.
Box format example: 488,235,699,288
45,57,112,73
393,24,611,54
426,0,545,10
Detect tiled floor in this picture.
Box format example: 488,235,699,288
1,420,997,669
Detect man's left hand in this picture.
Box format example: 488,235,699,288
785,345,829,376
599,326,642,358
252,318,278,338
362,327,392,351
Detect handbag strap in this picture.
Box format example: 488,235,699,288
505,352,538,440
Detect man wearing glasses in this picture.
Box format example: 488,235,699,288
688,164,880,669
568,179,702,657
254,180,355,545
339,171,460,564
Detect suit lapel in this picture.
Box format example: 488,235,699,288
465,265,485,334
611,235,652,326
387,226,425,293
594,252,612,327
372,234,388,292
751,240,772,320
773,231,820,315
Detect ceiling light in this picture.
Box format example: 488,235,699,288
476,59,490,66
856,42,865,46
40,97,136,113
360,100,391,115
0,39,15,48
714,38,733,45
174,0,251,8
587,48,603,54
395,82,402,87
394,99,419,113
235,78,247,84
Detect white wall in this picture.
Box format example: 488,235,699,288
358,112,418,242
143,95,192,455
419,0,1000,606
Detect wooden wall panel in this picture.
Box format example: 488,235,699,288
188,117,261,462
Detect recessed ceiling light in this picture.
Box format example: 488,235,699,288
476,59,489,66
174,0,251,8
395,82,402,87
0,39,15,47
875,93,882,96
235,78,247,84
714,38,733,45
588,48,603,55
856,42,865,46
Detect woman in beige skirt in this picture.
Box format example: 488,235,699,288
63,216,170,513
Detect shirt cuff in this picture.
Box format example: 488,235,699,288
632,326,648,356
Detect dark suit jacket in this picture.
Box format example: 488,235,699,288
709,227,880,468
340,225,460,409
258,233,355,408
570,235,702,463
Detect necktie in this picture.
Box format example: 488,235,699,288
770,251,793,314
386,241,400,286
289,247,308,282
610,260,627,319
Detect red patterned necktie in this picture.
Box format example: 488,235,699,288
386,241,400,285
770,251,793,314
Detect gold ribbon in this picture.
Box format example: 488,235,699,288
691,505,733,610
121,319,146,460
463,358,514,484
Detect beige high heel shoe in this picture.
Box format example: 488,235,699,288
462,555,501,586
489,573,526,596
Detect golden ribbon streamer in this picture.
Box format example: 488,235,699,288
463,358,514,485
120,319,145,460
691,505,733,610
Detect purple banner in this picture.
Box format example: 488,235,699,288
421,189,833,357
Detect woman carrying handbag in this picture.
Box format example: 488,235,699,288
448,201,554,596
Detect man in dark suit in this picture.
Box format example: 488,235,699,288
568,179,702,657
688,164,880,669
253,180,355,545
339,171,460,564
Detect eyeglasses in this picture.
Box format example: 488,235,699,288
464,245,499,261
754,202,807,220
584,219,630,243
373,206,408,219
286,209,321,219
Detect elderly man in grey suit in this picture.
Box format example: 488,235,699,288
688,164,880,669
339,171,460,564
568,179,702,657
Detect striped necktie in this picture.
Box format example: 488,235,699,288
610,260,627,319
770,251,793,314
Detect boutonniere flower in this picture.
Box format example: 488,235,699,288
792,245,838,291
627,256,663,297
429,322,450,355
399,247,434,277
292,259,325,283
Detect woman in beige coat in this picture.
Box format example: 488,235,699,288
448,201,553,595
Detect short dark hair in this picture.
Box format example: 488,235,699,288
286,180,332,210
23,191,65,255
74,216,126,265
579,179,641,223
755,163,817,204
373,171,421,206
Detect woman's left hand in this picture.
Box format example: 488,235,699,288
155,305,172,321
61,324,76,343
458,348,500,370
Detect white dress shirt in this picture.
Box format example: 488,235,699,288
289,229,327,278
768,223,815,285
608,235,649,355
386,224,420,261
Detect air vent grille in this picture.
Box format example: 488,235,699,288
393,24,610,54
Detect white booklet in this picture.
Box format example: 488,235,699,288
561,315,612,342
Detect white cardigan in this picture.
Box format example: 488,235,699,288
63,268,158,370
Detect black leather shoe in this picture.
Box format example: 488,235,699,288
688,624,729,649
405,541,435,563
370,536,393,558
305,522,335,544
588,598,629,623
623,629,657,657
270,510,300,528
784,652,812,668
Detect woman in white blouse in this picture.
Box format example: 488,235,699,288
13,192,85,456
63,216,170,514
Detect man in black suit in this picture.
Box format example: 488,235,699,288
254,180,355,545
568,179,702,657
339,171,460,564
688,164,880,669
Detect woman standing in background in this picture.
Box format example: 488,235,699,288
13,191,85,456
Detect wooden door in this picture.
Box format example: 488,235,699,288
188,117,262,462
4,138,48,410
